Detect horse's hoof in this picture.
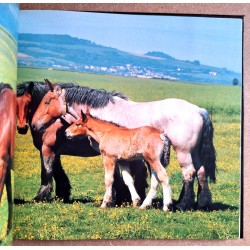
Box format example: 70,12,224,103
133,198,142,208
197,195,212,211
175,201,195,211
139,204,150,210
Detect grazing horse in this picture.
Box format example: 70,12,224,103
0,83,16,234
16,81,148,204
32,79,217,210
65,110,172,211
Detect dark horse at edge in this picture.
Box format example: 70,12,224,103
0,83,16,235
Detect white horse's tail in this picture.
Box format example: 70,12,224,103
199,109,217,183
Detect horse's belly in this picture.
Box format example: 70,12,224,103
118,153,143,161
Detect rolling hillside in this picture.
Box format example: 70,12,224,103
18,33,241,85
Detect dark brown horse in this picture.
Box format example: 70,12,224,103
0,83,16,234
16,81,148,204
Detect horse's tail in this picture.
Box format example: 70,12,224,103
199,109,217,183
161,134,171,167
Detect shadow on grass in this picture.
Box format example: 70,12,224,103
14,197,239,212
149,198,239,212
14,196,95,205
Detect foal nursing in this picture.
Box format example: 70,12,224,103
65,110,172,211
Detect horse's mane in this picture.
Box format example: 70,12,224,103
17,81,76,97
65,86,129,108
0,83,12,93
17,81,45,97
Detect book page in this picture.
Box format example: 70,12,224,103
0,3,19,246
15,9,242,243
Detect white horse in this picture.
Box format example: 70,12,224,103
32,79,216,210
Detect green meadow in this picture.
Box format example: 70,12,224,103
14,67,241,240
0,26,17,88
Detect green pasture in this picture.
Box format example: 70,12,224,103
0,26,17,88
0,26,17,246
14,67,241,240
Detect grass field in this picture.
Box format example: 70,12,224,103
14,67,241,240
0,26,17,246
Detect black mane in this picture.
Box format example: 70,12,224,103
17,81,76,97
17,81,45,97
0,83,12,93
65,86,128,108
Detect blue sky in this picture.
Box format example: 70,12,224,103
0,3,19,41
19,10,242,73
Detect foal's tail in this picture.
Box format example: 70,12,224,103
199,109,217,183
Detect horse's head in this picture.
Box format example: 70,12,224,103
65,110,88,139
16,82,33,134
31,79,66,132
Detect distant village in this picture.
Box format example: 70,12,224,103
48,63,180,81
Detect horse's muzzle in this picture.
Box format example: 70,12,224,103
65,130,73,139
17,125,28,134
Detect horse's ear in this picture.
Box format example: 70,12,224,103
27,81,34,94
81,110,87,122
44,79,56,91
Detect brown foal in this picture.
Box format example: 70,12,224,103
65,110,172,211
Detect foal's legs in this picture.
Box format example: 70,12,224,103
141,160,172,212
176,151,196,211
101,156,116,208
119,161,141,207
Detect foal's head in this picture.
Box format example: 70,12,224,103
65,110,89,139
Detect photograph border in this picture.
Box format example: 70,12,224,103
15,3,249,246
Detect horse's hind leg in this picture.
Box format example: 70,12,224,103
53,155,71,203
0,158,7,201
119,161,141,207
196,166,212,210
176,151,196,211
5,164,12,234
192,150,212,210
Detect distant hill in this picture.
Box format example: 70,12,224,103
18,33,242,85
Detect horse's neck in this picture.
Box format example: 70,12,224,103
86,118,115,143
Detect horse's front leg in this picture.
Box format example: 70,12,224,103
176,151,196,211
34,146,55,202
140,169,159,210
53,155,71,203
101,156,116,208
119,161,141,207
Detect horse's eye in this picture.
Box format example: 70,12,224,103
45,100,50,105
